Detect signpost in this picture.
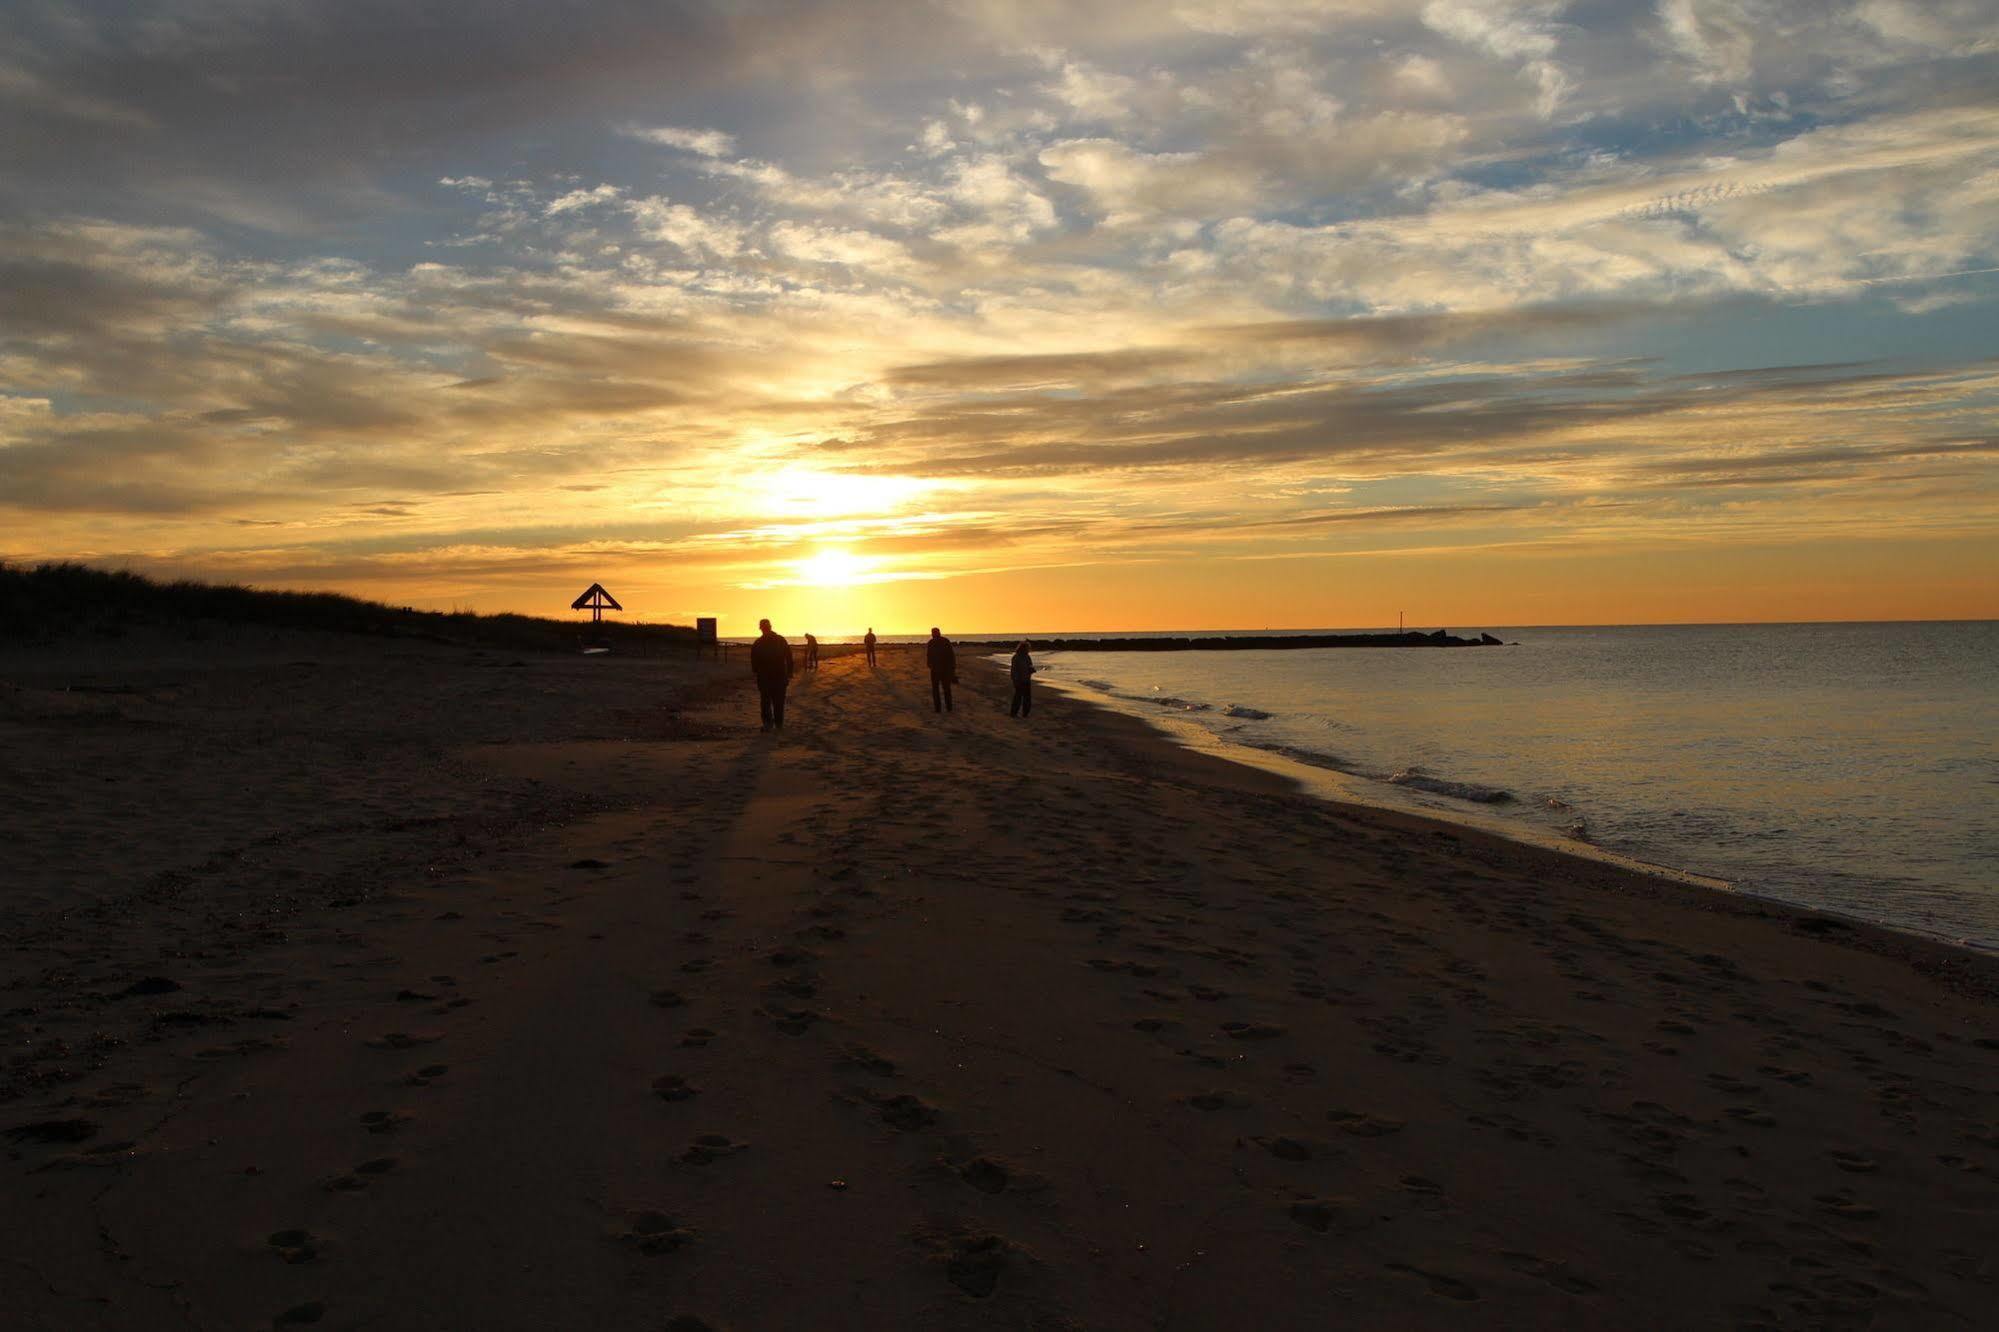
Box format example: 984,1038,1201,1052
571,583,621,624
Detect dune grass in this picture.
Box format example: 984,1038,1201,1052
0,562,700,654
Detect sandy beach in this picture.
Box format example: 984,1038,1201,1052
3,633,1996,1330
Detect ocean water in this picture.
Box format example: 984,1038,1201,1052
1014,623,1999,951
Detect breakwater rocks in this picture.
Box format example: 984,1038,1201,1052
964,630,1511,651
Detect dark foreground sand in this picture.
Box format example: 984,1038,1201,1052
2,634,1996,1330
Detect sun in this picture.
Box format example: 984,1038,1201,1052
796,548,868,586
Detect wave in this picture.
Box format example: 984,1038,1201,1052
1388,768,1514,804
1224,705,1273,719
1145,695,1213,712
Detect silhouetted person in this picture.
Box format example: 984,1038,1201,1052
804,633,819,672
750,618,794,730
864,627,877,668
1010,641,1036,718
926,626,956,713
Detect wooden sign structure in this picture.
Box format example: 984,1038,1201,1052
571,583,622,624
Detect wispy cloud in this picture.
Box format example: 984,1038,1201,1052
622,124,739,158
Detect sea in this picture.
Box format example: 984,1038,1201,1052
972,623,1997,952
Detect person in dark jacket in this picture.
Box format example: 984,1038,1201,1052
803,633,819,672
863,628,877,668
749,618,794,730
925,626,956,713
1009,641,1036,718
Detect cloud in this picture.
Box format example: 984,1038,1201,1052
626,196,746,258
1040,139,1263,225
3,0,1995,613
623,124,739,158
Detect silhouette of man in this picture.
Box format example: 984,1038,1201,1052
804,633,819,672
1009,640,1036,718
750,618,794,730
926,626,956,713
863,627,877,668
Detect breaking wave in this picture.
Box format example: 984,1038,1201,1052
1387,768,1514,804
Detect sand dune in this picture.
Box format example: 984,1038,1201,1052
3,636,1996,1329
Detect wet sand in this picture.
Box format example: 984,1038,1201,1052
3,635,1996,1329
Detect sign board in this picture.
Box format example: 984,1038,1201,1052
571,583,621,623
696,617,717,643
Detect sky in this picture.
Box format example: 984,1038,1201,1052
3,0,1996,633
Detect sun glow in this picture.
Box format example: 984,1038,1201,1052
796,548,869,586
757,468,936,519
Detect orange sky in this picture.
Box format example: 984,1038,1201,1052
4,2,1996,630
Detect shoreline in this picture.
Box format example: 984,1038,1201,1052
1011,659,1999,995
1016,652,1999,965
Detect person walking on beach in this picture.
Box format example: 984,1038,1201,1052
864,628,877,668
750,618,794,731
1009,640,1036,718
804,633,820,672
926,626,957,714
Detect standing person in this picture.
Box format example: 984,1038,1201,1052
804,633,820,672
749,618,794,731
926,626,957,714
863,627,878,668
1009,640,1036,718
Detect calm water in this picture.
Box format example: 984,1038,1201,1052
1015,623,1998,950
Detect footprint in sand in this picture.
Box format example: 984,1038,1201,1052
367,1032,439,1051
653,1075,701,1102
917,1230,1011,1298
5,1118,98,1144
1221,1021,1287,1041
266,1229,319,1264
614,1210,695,1256
877,1094,939,1131
359,1110,410,1134
1287,1198,1371,1234
679,1135,748,1165
1386,1261,1479,1302
1499,1250,1597,1294
1724,1106,1777,1127
1255,1136,1312,1161
839,1044,896,1076
651,989,689,1008
1814,1190,1880,1220
957,1156,1010,1194
681,1028,717,1048
769,1008,821,1036
1327,1109,1404,1137
322,1158,397,1192
405,1064,449,1087
272,1300,327,1326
